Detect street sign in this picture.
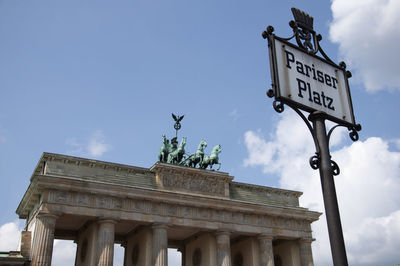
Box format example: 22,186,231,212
268,36,356,127
263,8,362,266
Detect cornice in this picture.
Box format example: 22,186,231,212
33,152,151,180
231,181,303,198
27,174,321,222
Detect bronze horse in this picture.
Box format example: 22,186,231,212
167,137,187,164
200,144,221,170
185,139,207,168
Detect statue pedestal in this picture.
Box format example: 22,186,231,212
150,162,233,198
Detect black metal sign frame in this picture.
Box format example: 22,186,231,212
262,8,363,266
267,34,357,128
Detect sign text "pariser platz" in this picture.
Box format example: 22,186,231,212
272,38,355,125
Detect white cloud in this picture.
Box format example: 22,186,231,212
52,240,76,265
346,210,400,265
51,241,126,265
169,248,182,265
394,139,400,150
329,0,400,92
114,244,125,265
243,112,400,266
0,220,22,251
87,130,111,157
66,130,111,158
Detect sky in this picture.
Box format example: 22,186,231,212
0,0,399,265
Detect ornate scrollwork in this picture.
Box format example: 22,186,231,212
289,8,319,54
349,128,359,141
273,100,284,113
331,160,340,176
348,124,362,141
309,154,320,170
309,155,340,175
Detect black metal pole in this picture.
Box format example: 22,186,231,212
309,111,348,266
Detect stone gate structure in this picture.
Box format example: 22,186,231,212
16,152,320,266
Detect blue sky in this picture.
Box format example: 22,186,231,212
0,0,399,265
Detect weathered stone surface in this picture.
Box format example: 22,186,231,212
258,235,274,266
20,231,31,258
96,220,116,266
299,238,314,266
216,231,231,266
151,162,232,198
16,153,321,266
152,224,168,266
30,213,58,266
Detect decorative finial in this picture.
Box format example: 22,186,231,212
289,7,318,53
291,7,314,31
172,113,184,137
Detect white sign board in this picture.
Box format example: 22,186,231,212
270,37,355,125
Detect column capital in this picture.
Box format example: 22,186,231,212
152,223,169,230
37,212,59,220
299,237,315,244
258,233,274,241
98,218,118,225
215,230,231,236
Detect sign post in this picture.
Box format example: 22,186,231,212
263,8,361,266
309,111,349,265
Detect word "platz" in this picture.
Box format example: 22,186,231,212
284,49,336,111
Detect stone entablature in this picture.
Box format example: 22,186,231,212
18,153,305,220
23,176,317,238
44,188,312,234
17,153,320,238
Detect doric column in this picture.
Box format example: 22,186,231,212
258,234,274,266
299,238,314,266
96,219,116,266
216,231,231,266
152,224,168,266
31,213,58,266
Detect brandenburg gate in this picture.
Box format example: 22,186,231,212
16,152,320,265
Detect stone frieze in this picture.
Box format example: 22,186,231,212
46,190,311,233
